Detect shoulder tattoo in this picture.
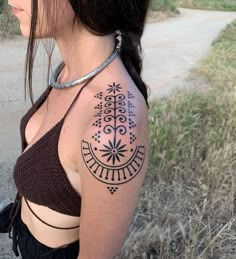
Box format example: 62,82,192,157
81,83,146,195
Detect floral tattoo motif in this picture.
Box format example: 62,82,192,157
100,139,128,165
81,82,146,194
107,82,122,94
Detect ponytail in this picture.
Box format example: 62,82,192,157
120,31,149,107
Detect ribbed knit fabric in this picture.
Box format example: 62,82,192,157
13,78,94,217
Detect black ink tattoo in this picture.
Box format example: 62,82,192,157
82,82,146,195
92,131,101,143
128,91,135,99
95,102,103,110
100,139,128,165
107,186,118,194
107,82,122,94
94,112,102,117
129,132,137,144
101,87,128,164
128,100,135,109
128,110,135,117
94,92,103,100
128,118,136,129
94,101,103,118
92,118,102,128
81,140,145,183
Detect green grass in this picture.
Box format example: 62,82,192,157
118,19,236,259
174,0,236,11
0,0,6,12
0,7,21,39
191,19,236,92
151,0,178,12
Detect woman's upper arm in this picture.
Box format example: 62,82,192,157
76,81,149,259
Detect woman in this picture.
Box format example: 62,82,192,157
7,0,150,258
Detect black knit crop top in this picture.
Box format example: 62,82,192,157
13,78,93,218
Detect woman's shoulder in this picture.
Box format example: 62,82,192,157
81,75,148,132
69,75,149,181
68,75,149,165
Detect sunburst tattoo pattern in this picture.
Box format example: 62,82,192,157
100,139,128,165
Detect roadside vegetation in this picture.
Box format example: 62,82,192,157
0,0,21,39
191,19,236,92
118,18,236,259
174,0,236,11
1,0,180,39
152,0,178,11
0,0,5,11
1,0,235,39
149,0,180,23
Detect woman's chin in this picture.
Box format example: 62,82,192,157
19,26,48,39
19,25,30,39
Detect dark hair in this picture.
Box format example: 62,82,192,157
24,0,151,107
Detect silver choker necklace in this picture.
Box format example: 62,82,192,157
49,30,123,89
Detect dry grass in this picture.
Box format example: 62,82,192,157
116,19,236,259
117,89,236,259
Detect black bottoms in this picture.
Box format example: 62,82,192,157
11,207,80,258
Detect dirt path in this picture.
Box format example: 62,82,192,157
0,7,236,258
142,8,236,98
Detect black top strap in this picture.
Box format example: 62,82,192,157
61,75,96,122
24,197,80,230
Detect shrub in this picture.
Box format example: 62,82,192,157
0,0,6,14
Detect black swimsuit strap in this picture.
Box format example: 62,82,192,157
24,196,80,230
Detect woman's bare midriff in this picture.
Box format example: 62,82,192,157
20,196,80,248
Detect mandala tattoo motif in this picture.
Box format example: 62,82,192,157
82,82,146,195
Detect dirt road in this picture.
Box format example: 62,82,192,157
0,7,236,258
142,8,236,98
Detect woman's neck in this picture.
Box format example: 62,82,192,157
54,25,116,84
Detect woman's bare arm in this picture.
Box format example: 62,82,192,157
75,81,148,259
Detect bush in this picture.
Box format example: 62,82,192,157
152,0,177,12
0,4,21,39
174,0,236,11
0,0,6,14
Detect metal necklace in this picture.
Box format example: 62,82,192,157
49,30,123,89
